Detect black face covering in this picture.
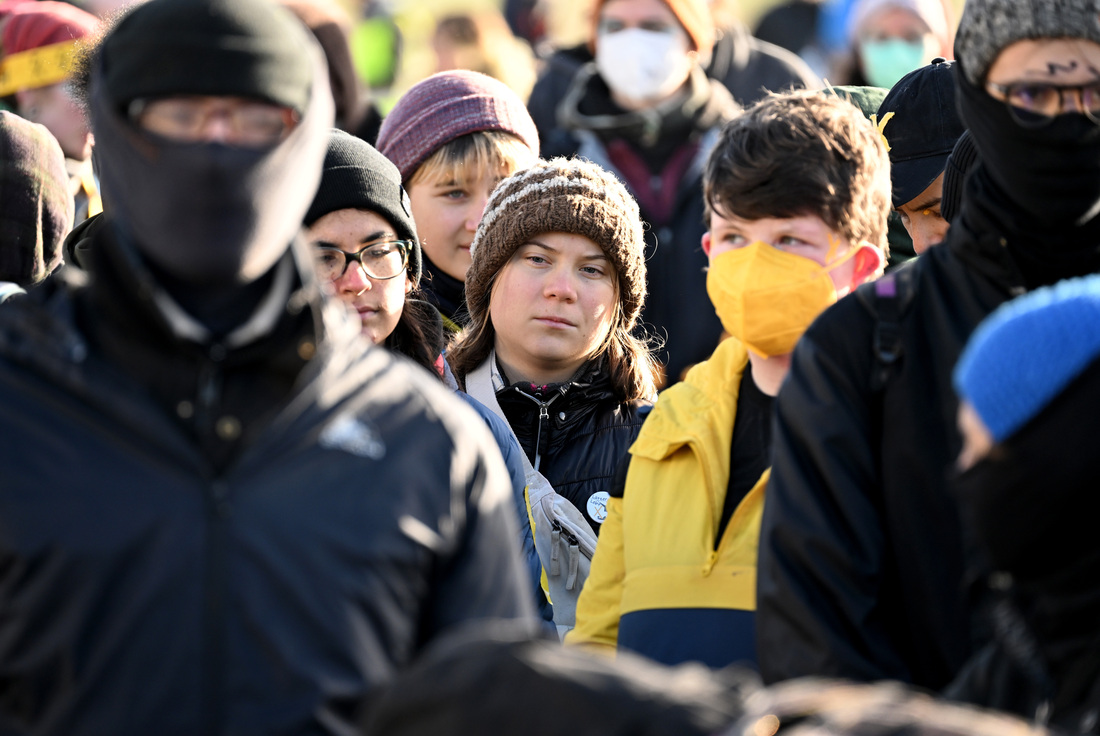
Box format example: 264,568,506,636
88,56,333,289
957,71,1100,229
951,361,1100,585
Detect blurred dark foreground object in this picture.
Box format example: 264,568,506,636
362,622,751,736
722,677,1050,736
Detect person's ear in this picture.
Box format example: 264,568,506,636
405,275,414,294
701,231,712,257
850,243,885,288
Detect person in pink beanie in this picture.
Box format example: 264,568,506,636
376,69,539,332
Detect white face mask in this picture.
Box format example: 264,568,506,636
595,27,693,106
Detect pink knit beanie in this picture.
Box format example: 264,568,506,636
376,70,539,182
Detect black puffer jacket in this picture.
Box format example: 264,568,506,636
495,359,651,535
0,224,535,735
757,167,1053,691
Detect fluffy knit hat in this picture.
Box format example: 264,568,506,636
376,70,540,182
954,0,1100,85
305,129,421,284
589,0,715,55
465,157,647,330
954,274,1100,442
0,110,74,286
0,1,100,96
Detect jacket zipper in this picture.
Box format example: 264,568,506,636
513,387,567,472
200,343,229,733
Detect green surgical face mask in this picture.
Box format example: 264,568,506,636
859,37,930,90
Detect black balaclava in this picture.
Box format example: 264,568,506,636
956,62,1100,230
89,0,332,292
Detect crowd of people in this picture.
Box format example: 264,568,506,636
1,0,1100,733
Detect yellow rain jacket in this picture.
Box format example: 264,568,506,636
567,337,767,667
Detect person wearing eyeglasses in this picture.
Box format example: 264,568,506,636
304,131,429,356
757,0,1100,693
304,129,550,624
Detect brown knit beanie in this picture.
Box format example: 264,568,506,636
466,157,647,330
589,0,715,55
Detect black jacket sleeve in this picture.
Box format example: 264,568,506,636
756,294,913,684
421,409,538,641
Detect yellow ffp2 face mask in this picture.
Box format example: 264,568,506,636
706,241,860,358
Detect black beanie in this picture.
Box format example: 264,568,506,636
99,0,313,113
305,129,421,285
941,129,978,223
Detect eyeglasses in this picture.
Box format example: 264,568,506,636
313,240,412,282
986,80,1100,127
129,96,300,147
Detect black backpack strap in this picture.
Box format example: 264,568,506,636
857,264,917,392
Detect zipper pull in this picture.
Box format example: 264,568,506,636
539,404,548,420
701,550,719,576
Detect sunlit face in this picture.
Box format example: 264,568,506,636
488,232,618,385
305,208,412,345
702,210,883,298
16,83,92,160
596,0,695,110
598,0,689,44
406,164,503,282
897,172,949,255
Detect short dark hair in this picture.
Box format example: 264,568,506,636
703,90,892,251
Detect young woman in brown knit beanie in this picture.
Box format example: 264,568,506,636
448,157,659,628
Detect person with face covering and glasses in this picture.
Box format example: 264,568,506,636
0,0,535,732
544,0,741,385
758,0,1100,693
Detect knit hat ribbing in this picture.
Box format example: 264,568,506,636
954,0,1100,85
0,110,74,286
940,129,977,223
305,129,421,284
98,0,314,113
954,274,1100,442
465,157,647,330
375,70,540,182
589,0,715,55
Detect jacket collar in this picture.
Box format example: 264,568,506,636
557,63,723,149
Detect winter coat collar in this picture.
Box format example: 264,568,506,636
557,63,735,149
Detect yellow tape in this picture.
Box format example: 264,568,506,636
0,41,80,97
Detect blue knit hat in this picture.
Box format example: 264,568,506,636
954,275,1100,442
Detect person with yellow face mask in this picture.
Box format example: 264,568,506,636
566,89,889,669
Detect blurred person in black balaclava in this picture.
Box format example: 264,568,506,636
0,0,536,733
